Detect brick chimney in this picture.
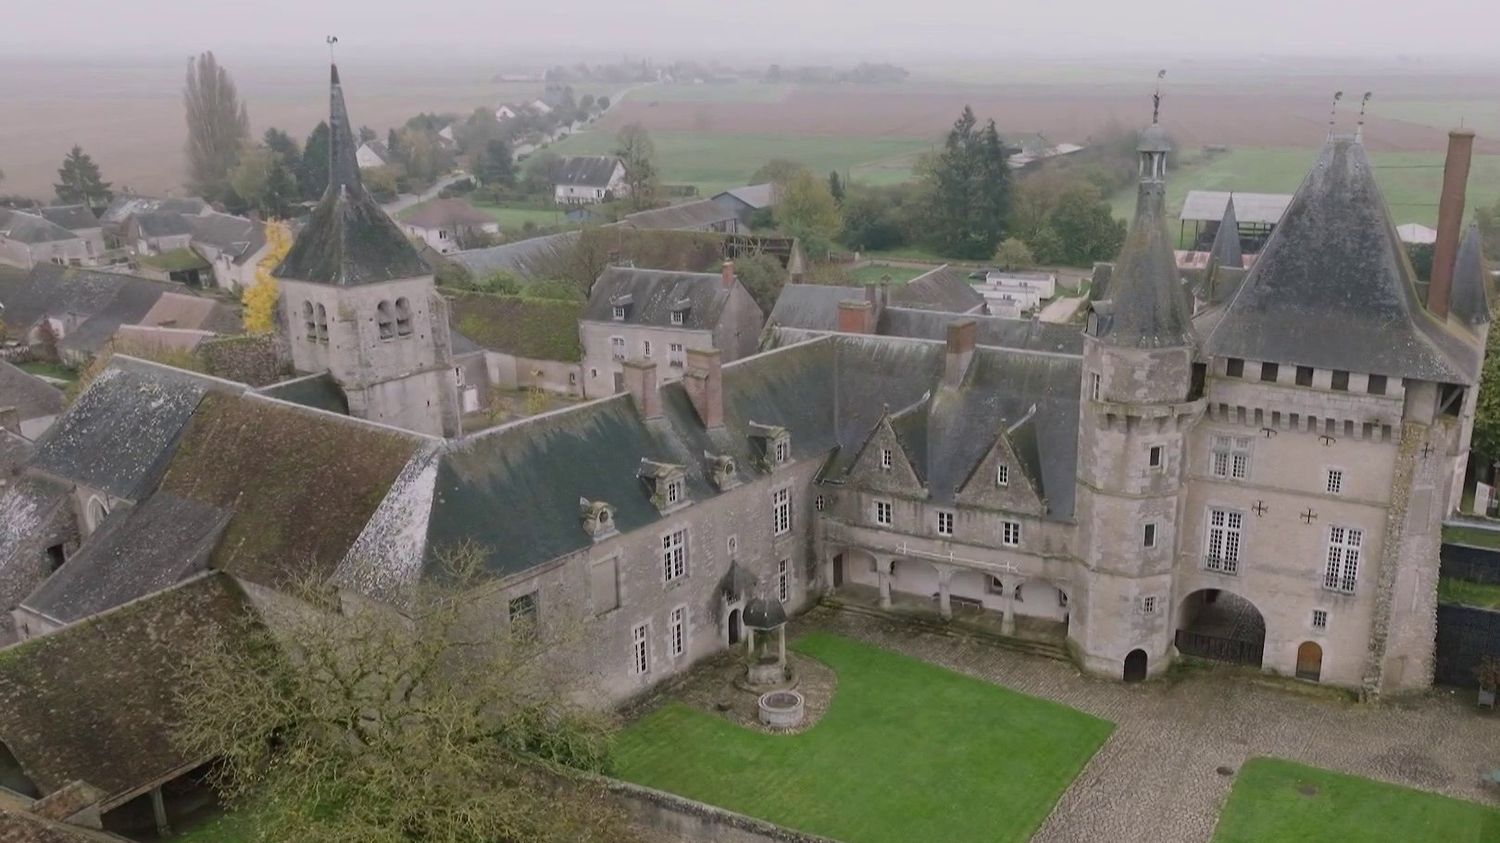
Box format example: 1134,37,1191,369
943,319,977,386
621,359,661,419
1428,129,1475,320
721,260,736,290
837,300,875,334
683,348,724,429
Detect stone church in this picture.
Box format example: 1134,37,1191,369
1,64,1489,746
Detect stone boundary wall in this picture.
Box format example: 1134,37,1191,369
1434,603,1500,688
605,779,841,843
1440,541,1500,585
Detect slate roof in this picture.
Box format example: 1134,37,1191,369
0,804,126,843
136,291,240,333
582,266,732,330
36,205,99,232
898,266,986,313
1450,225,1491,329
20,493,230,625
130,212,193,239
621,199,738,231
403,199,495,230
1208,196,1244,270
0,573,258,806
713,183,777,209
0,361,63,422
448,231,581,280
0,210,78,245
0,265,178,345
1088,168,1195,348
555,156,622,187
0,475,73,641
99,196,207,226
767,284,864,332
273,65,432,287
879,308,1085,355
1201,137,1480,383
28,358,240,500
1179,190,1292,226
186,212,264,263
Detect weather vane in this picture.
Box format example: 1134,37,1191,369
1152,69,1166,124
1356,92,1372,140
1328,91,1343,131
326,35,339,62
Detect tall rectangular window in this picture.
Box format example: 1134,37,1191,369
1204,508,1243,574
874,500,893,526
1211,435,1251,480
1325,469,1344,495
642,339,653,359
669,342,685,367
590,558,619,614
1143,523,1157,548
1002,520,1022,547
662,529,687,583
1090,372,1102,401
631,622,649,675
1148,445,1164,469
772,487,791,536
777,559,790,602
996,464,1009,486
880,447,893,470
1324,526,1362,593
508,592,538,638
610,336,625,361
936,511,954,536
668,606,686,657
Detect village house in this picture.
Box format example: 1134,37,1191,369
578,262,765,398
356,140,392,170
185,212,269,290
401,198,500,253
36,206,107,261
0,209,95,270
553,155,628,205
711,183,778,226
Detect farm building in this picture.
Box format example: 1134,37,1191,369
1178,190,1291,254
553,156,628,205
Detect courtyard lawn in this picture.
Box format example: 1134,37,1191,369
1212,758,1500,843
614,632,1113,843
1439,577,1500,609
1443,523,1500,550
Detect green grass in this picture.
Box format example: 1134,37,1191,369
548,132,933,196
15,360,75,381
1111,147,1500,228
1443,523,1500,549
1368,98,1500,140
173,809,259,842
1212,758,1500,843
1439,577,1500,609
847,263,930,284
615,633,1113,843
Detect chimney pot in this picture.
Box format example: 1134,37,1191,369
837,300,876,334
683,348,724,428
721,260,735,291
1428,129,1476,320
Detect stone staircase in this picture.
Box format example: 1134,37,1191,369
818,597,1073,663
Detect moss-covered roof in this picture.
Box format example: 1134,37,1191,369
0,574,256,806
136,248,210,273
157,393,420,588
448,292,584,362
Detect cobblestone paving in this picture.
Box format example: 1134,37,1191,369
797,607,1500,843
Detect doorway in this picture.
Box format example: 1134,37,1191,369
727,608,742,646
832,553,844,588
1123,649,1148,682
1296,641,1323,681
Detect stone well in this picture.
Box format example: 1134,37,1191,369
757,689,805,730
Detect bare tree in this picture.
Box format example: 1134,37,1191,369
184,52,250,202
175,543,638,843
613,123,658,210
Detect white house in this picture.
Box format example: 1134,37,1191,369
495,104,520,122
553,156,628,206
401,199,500,254
528,99,553,115
1397,223,1439,245
356,141,392,170
975,271,1056,317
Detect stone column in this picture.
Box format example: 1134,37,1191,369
151,786,170,836
777,626,787,665
877,557,893,609
937,569,953,620
746,627,755,658
1001,578,1017,636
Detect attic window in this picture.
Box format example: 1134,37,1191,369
1330,370,1349,392
1367,374,1387,396
613,306,626,321
1260,362,1279,383
774,436,790,464
1296,366,1314,387
665,478,683,506
1226,358,1244,378
671,310,684,326
996,464,1009,487
880,448,894,471
395,297,414,337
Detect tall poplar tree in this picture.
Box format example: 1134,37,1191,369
184,52,251,202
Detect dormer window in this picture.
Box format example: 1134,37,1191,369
579,498,618,541
996,464,1009,487
639,459,688,513
749,422,791,470
670,298,690,326
880,448,893,471
671,310,684,325
665,478,682,505
609,293,633,321
613,306,626,320
774,436,790,464
705,452,739,491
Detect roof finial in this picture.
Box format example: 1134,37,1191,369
1152,69,1166,124
1327,91,1344,137
1355,92,1372,142
326,35,339,63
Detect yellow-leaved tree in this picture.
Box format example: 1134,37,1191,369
242,220,290,334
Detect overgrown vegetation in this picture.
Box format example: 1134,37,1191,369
449,291,586,361
175,544,637,843
1438,577,1500,609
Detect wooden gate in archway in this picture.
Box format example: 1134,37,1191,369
1296,641,1323,681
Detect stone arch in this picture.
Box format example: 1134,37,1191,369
376,300,396,340
1174,588,1266,667
889,557,939,600
1124,648,1148,682
394,297,414,336
837,548,879,590
947,567,993,605
314,304,329,343
302,300,316,340
1296,641,1323,682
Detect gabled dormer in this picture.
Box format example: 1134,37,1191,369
749,422,791,471
704,451,740,491
638,458,689,513
670,297,691,326
847,411,926,498
579,497,618,541
610,293,632,321
954,408,1047,516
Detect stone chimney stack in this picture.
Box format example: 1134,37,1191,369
943,319,977,386
621,359,661,419
1428,129,1475,320
721,260,736,291
683,348,724,429
837,300,875,334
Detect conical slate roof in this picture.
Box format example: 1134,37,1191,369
1451,225,1491,328
273,65,430,286
1209,196,1244,270
1088,177,1195,348
1202,137,1478,383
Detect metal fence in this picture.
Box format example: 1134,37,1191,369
1174,629,1264,666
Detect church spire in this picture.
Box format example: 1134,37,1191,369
327,62,362,197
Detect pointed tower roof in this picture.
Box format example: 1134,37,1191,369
1087,127,1195,349
273,64,430,287
1208,195,1244,270
1202,137,1478,382
1451,224,1491,329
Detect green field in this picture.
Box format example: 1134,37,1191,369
623,81,793,104
1111,147,1500,228
1443,523,1500,550
548,131,933,195
615,633,1113,843
1439,577,1500,609
1212,758,1500,843
1369,98,1500,140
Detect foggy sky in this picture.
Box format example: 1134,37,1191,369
8,0,1500,62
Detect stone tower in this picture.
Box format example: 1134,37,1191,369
273,64,460,437
1071,119,1204,679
